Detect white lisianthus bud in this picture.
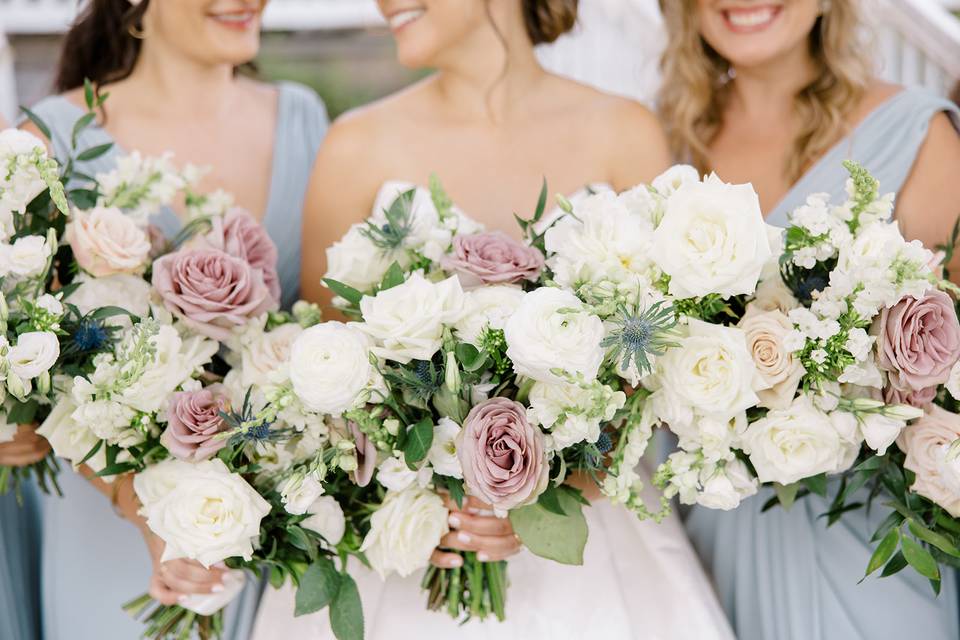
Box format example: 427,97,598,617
6,373,28,400
37,371,51,395
883,403,924,422
338,454,358,473
384,418,400,436
444,351,461,394
336,439,356,452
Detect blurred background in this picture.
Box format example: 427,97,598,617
1,0,959,124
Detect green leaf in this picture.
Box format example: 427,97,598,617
20,106,52,141
294,558,341,617
402,417,434,469
773,482,801,511
865,529,899,577
76,143,113,162
454,343,486,372
532,178,548,223
322,278,363,306
84,78,95,111
440,475,465,509
510,489,588,565
535,483,567,516
378,262,405,292
802,473,828,498
901,535,940,580
6,400,39,425
881,550,908,577
908,520,960,557
870,510,905,543
88,305,141,323
286,526,314,554
330,573,364,640
71,112,96,150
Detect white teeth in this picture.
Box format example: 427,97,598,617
215,11,254,23
389,9,425,29
726,7,776,28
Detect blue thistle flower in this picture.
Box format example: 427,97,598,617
601,301,679,376
595,432,613,454
73,319,109,352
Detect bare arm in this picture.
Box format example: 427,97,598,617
896,113,960,279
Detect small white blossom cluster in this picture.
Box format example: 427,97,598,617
95,151,187,223
0,129,62,240
658,451,758,511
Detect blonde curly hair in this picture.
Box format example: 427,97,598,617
658,1,873,182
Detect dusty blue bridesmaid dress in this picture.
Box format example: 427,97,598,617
27,81,327,640
686,87,960,640
1,487,42,640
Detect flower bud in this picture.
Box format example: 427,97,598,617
336,439,356,452
384,418,400,436
882,403,924,422
444,351,461,394
6,373,28,401
338,454,358,473
37,371,51,395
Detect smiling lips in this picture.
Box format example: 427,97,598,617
209,9,259,31
722,5,782,33
387,8,426,32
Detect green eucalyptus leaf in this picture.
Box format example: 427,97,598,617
294,558,341,617
76,143,114,162
20,106,52,141
901,535,940,580
865,529,899,577
402,417,434,469
802,473,828,498
322,278,363,306
510,489,587,565
908,520,960,557
330,573,364,640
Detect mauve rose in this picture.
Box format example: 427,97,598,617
152,248,277,341
161,386,229,461
349,420,377,487
878,290,960,392
195,208,280,303
456,397,548,513
884,384,938,409
442,232,544,288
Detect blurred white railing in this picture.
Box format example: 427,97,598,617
873,0,960,96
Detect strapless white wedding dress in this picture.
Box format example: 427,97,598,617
251,182,734,640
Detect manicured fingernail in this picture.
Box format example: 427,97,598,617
211,584,224,593
457,531,471,544
467,507,481,515
177,595,188,604
477,552,490,562
449,555,463,567
448,515,461,528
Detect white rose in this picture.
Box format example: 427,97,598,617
289,322,383,415
8,331,60,380
741,395,858,485
179,569,246,616
36,394,105,470
359,273,464,364
0,235,51,278
377,456,431,492
66,206,151,277
428,417,462,479
650,174,774,299
360,486,449,578
453,285,525,346
68,273,152,320
325,224,397,294
652,164,701,197
135,458,271,567
654,319,763,423
240,323,302,388
301,496,346,547
738,305,805,410
504,287,605,384
280,474,325,515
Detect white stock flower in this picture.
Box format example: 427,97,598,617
453,285,525,345
359,273,464,364
527,380,624,452
36,294,63,317
301,496,346,547
135,458,271,567
324,223,397,294
650,174,774,299
280,474,325,515
741,395,859,485
8,331,60,380
289,322,383,415
504,287,604,384
428,417,462,479
360,486,449,578
0,235,51,278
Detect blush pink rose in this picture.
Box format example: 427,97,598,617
194,208,280,303
151,248,277,341
161,386,229,461
878,290,960,393
67,206,151,277
883,384,938,409
442,232,544,288
456,397,548,512
898,404,960,516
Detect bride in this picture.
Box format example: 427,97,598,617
254,0,733,638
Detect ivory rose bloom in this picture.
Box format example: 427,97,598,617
280,474,325,515
453,285,525,346
360,486,449,578
899,405,960,516
67,206,151,277
160,386,229,461
741,395,858,485
301,496,346,546
650,174,774,299
442,232,543,288
152,248,277,341
36,393,104,470
358,273,464,364
134,458,271,567
457,397,548,513
504,287,605,384
738,305,805,410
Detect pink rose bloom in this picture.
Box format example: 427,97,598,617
67,206,151,277
442,232,544,288
348,420,378,487
878,290,960,392
456,397,548,513
161,386,229,461
883,384,938,409
152,248,277,341
195,208,281,303
898,404,960,516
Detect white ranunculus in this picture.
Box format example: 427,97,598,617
654,319,764,424
325,223,397,294
68,273,152,320
180,569,246,616
239,323,302,389
504,287,605,384
696,459,758,510
289,322,382,415
359,273,464,364
135,458,271,568
301,496,346,547
453,285,525,346
0,235,51,278
650,174,774,299
36,394,105,469
376,456,431,492
360,486,449,578
8,331,60,380
280,474,325,515
428,417,462,479
741,395,858,485
652,164,700,197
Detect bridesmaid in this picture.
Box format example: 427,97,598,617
658,1,960,639
22,1,327,638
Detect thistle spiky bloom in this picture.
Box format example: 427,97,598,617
601,300,679,376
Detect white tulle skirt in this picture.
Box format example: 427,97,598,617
251,475,735,640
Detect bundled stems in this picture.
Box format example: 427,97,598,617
122,593,223,640
421,552,507,622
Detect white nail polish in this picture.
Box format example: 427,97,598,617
450,556,463,568
457,531,471,544
177,595,188,604
212,584,225,593
477,552,490,562
448,515,461,528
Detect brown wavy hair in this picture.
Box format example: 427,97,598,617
522,0,579,44
658,0,872,181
